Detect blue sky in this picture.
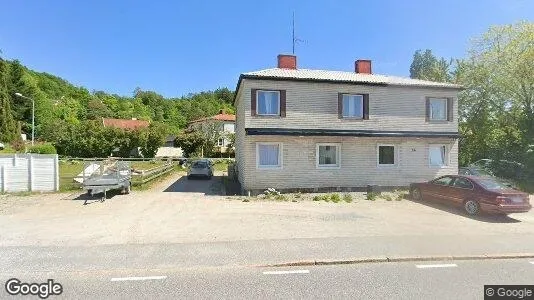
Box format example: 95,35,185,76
1,0,532,97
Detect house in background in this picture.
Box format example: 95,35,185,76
233,54,461,195
155,135,183,158
188,110,236,155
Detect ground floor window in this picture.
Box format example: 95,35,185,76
217,138,225,147
429,145,448,167
377,144,396,166
256,143,282,169
316,143,341,168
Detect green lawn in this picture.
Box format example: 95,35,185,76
130,160,166,171
58,161,85,191
213,162,229,172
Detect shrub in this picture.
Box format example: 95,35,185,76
382,194,393,201
330,193,341,203
27,143,57,154
320,194,330,202
366,192,378,201
294,192,302,199
313,195,321,201
275,194,287,201
343,193,353,203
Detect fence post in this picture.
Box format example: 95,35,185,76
54,155,59,191
28,155,34,192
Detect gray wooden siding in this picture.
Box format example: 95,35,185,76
241,79,459,132
239,136,458,191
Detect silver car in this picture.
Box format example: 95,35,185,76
187,159,213,179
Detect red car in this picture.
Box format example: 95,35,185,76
410,175,531,215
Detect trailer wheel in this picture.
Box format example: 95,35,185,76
125,183,131,194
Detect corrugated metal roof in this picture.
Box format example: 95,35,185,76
242,68,462,89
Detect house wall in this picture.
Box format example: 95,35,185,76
240,136,458,192
241,79,459,132
234,78,460,193
235,89,246,186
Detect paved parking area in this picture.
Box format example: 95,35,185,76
0,172,533,247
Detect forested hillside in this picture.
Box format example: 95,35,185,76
0,57,235,144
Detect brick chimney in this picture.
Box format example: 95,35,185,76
277,54,297,69
355,60,372,74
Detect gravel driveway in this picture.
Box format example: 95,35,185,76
0,172,533,247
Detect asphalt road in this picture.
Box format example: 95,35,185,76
2,259,533,299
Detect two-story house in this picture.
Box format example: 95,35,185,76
234,54,462,195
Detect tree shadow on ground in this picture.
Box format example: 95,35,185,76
407,197,521,223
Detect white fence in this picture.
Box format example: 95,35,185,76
0,154,59,193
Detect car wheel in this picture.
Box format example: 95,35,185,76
411,188,422,201
125,184,131,194
464,200,480,216
187,175,191,180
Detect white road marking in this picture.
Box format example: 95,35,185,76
111,276,167,282
416,264,458,269
263,270,310,275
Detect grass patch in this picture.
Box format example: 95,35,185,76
133,166,181,190
130,160,165,171
381,194,393,201
343,193,353,203
366,192,379,201
330,193,341,203
0,144,17,154
213,162,229,172
275,194,287,201
59,161,85,192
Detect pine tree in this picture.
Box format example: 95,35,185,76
0,57,17,142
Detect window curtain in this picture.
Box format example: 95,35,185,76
430,146,446,166
259,144,279,166
430,99,446,120
342,95,362,117
319,146,337,165
259,91,278,115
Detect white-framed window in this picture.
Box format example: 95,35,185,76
429,98,447,121
316,143,341,169
342,94,364,118
377,144,396,166
256,142,282,169
429,144,448,167
257,90,280,116
217,138,225,147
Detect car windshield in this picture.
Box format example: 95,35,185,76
477,179,507,190
192,161,208,168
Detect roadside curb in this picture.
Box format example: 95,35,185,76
261,253,534,267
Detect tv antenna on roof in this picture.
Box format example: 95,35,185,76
292,11,304,54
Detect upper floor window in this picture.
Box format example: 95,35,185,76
342,94,363,118
257,90,280,116
426,97,453,122
338,93,369,120
429,98,447,120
